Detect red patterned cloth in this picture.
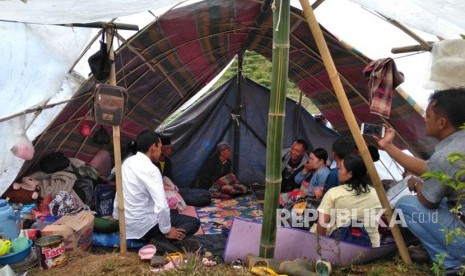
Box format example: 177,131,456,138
363,58,404,118
209,173,248,199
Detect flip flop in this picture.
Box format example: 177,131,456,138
165,252,183,263
138,244,156,260
149,260,176,273
149,252,184,272
250,266,286,276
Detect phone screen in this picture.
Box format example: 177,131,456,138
361,123,385,137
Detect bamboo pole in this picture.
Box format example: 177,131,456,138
391,43,433,54
299,0,412,264
106,27,127,253
260,0,290,259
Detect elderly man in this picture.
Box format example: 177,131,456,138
281,139,309,192
376,89,465,271
196,142,232,190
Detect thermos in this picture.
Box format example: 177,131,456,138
0,199,20,240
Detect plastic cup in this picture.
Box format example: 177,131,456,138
12,237,29,253
0,239,12,256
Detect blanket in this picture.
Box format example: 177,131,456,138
195,194,263,234
29,170,85,208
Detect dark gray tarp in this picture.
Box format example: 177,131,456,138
161,76,339,188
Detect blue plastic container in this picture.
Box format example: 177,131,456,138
0,199,20,240
0,239,32,265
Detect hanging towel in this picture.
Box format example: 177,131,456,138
363,58,404,118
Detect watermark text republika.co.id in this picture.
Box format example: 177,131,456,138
277,207,438,228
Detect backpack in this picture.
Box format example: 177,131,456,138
329,220,372,247
93,184,116,217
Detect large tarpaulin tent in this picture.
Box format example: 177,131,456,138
158,75,339,188
1,0,464,194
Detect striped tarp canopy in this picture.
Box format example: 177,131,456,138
22,0,433,175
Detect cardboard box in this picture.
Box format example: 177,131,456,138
42,211,94,253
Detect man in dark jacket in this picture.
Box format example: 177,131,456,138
196,142,232,189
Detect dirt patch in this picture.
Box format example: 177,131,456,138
27,251,431,276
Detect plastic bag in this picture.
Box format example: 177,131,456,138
11,132,34,160
88,35,111,81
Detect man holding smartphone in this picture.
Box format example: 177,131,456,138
375,89,465,272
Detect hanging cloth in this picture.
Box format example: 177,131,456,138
363,58,404,118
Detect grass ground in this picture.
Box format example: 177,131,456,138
28,250,433,276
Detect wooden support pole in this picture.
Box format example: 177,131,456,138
299,0,412,264
106,27,127,253
391,43,434,54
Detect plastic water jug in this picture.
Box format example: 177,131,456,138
0,199,19,240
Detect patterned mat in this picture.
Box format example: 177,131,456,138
196,193,263,234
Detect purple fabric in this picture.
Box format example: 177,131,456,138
224,218,396,266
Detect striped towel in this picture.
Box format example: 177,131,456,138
363,58,404,118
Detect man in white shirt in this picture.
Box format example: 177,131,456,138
113,130,200,251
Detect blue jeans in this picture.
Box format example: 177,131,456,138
397,195,465,269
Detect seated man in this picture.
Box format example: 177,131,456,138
281,139,309,193
113,130,200,253
156,136,211,207
196,142,232,189
196,142,247,198
376,89,465,270
156,136,173,178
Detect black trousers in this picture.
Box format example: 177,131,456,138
142,209,200,241
179,188,211,207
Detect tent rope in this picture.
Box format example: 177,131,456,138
0,94,89,124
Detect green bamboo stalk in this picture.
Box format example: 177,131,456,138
260,0,290,258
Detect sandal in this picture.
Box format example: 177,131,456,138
149,260,176,273
138,244,156,260
250,266,286,276
150,253,184,273
165,252,183,264
232,258,243,269
202,257,217,267
150,255,166,267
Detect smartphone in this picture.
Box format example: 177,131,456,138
361,123,385,138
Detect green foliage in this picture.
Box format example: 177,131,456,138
431,253,446,276
211,51,320,114
162,51,321,126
